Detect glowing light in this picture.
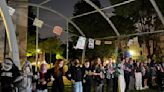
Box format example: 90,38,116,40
112,59,116,63
129,50,135,56
36,49,41,53
56,53,63,59
106,60,109,64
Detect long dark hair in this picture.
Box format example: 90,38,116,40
54,59,65,76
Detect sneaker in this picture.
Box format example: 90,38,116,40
139,87,143,90
145,86,149,89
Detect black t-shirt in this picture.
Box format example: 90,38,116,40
135,66,142,72
93,65,104,85
82,66,92,84
124,63,132,74
70,66,83,82
36,72,48,90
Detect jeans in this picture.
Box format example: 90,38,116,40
73,81,83,92
37,89,48,92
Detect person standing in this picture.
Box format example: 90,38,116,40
36,63,48,92
1,58,22,92
128,59,135,90
124,57,132,92
93,58,105,92
143,62,149,89
118,59,126,92
67,59,83,92
155,62,164,92
20,60,33,92
48,59,65,92
82,60,92,92
134,62,143,90
105,57,115,92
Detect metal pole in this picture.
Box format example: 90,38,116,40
3,0,8,60
96,30,164,40
149,0,164,26
84,0,120,36
82,39,87,64
35,7,39,72
3,29,7,59
71,0,135,19
50,50,51,68
66,20,69,61
28,3,85,37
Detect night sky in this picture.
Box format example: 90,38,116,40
29,0,113,43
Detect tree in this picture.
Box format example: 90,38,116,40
69,0,119,60
71,0,115,38
109,0,164,59
39,37,63,54
27,7,64,62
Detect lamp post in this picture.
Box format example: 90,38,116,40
66,20,69,61
35,7,39,72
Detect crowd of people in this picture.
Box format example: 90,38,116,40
0,57,164,92
66,57,164,92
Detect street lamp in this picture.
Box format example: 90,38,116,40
36,48,41,53
129,50,135,56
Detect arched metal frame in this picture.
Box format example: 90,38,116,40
28,3,85,37
0,0,20,69
84,0,120,36
28,2,86,62
28,0,132,62
0,0,163,67
29,0,164,63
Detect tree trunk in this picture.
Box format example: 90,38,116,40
145,39,151,57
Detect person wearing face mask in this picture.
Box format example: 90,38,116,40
82,60,92,92
48,59,65,92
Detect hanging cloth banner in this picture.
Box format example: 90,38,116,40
8,6,15,16
95,40,101,45
53,26,63,36
75,36,86,50
33,18,44,28
104,41,112,44
88,38,94,49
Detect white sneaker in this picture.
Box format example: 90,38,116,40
144,86,149,89
139,87,143,90
146,86,149,89
136,87,139,90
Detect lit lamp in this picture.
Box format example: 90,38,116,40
112,59,116,63
129,50,135,56
106,60,109,64
36,49,41,53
